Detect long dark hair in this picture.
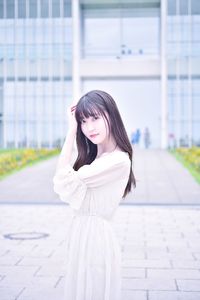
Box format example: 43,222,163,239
73,90,136,198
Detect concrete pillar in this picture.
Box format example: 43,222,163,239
160,0,168,148
3,0,6,148
72,0,81,104
188,0,193,147
14,0,18,148
176,0,181,148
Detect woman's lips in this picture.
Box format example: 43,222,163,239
90,134,99,138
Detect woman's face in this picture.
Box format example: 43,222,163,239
80,112,109,144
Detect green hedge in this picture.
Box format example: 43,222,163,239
0,148,60,179
170,147,200,184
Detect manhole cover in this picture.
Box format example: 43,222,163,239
3,232,49,240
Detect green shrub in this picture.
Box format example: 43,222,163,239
175,147,200,172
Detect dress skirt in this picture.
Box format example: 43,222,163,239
63,214,122,300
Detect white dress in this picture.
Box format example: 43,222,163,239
53,150,131,300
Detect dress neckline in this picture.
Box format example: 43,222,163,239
95,150,125,160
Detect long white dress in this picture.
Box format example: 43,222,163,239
53,150,131,300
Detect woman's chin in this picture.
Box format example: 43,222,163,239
88,136,102,144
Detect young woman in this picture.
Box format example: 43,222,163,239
53,90,136,300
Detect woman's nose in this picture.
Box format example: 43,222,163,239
87,122,95,131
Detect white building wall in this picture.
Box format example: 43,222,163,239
83,79,161,148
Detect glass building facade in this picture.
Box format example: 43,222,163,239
167,0,200,147
0,0,200,148
0,0,72,148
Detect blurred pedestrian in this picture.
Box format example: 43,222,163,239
144,127,151,149
130,129,136,145
135,128,141,145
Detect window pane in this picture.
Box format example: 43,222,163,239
0,0,4,18
29,0,37,18
6,0,15,19
41,0,49,18
180,0,188,15
192,0,200,15
52,0,60,18
18,0,26,18
168,0,176,15
64,0,71,17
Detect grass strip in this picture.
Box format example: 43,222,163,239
169,149,200,184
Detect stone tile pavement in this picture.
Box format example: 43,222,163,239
0,204,200,300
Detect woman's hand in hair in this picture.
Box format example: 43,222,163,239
67,105,77,134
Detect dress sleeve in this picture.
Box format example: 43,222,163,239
78,152,130,188
53,164,87,210
53,151,130,209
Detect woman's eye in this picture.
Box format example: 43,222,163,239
81,119,86,124
94,116,99,120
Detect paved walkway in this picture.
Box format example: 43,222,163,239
0,158,57,204
0,148,200,205
0,204,200,300
124,147,200,205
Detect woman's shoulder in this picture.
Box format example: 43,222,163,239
112,150,130,163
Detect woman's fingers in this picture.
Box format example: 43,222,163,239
70,105,76,112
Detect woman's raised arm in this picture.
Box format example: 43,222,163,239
55,105,77,173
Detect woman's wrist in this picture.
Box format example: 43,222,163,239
67,127,77,136
59,128,76,163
